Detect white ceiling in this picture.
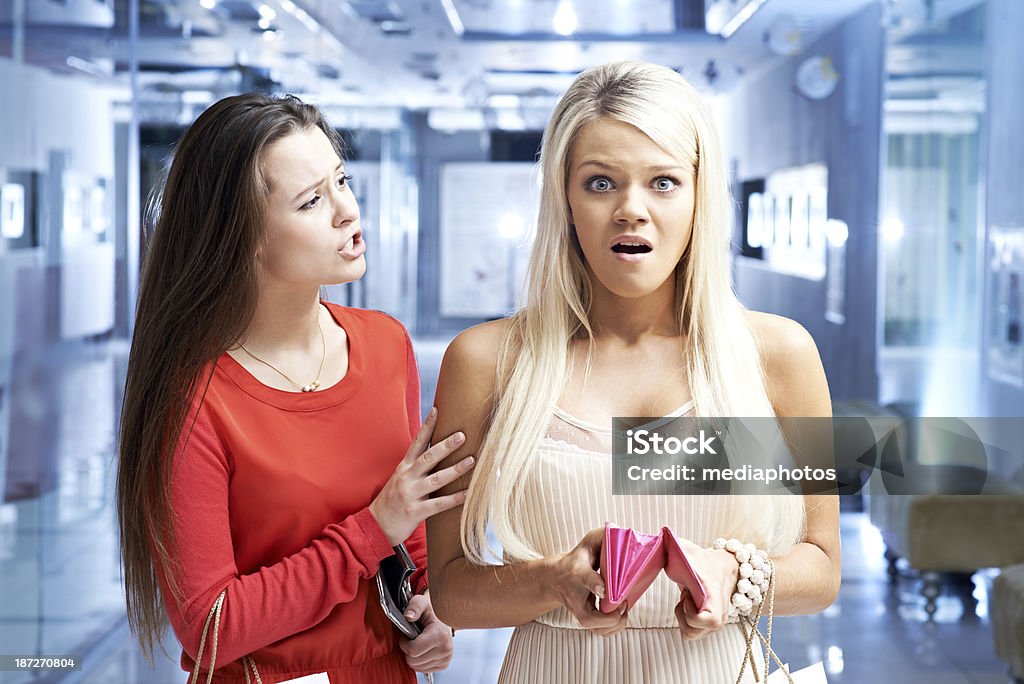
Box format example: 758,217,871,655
0,0,988,126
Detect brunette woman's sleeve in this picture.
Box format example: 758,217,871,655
161,408,396,668
398,327,429,594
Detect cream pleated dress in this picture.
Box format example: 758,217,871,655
497,401,765,684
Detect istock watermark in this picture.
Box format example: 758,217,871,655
625,428,718,455
610,416,1024,496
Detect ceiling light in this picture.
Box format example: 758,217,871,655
718,0,768,39
279,0,295,12
882,218,905,243
66,55,110,77
293,7,319,32
487,94,520,108
498,213,526,241
825,219,849,247
258,17,271,29
258,4,276,21
440,0,465,35
796,56,840,100
765,14,802,56
199,0,216,9
553,0,578,36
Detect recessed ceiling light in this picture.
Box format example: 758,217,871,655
553,0,578,36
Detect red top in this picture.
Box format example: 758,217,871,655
160,303,426,684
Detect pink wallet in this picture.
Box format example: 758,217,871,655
599,523,708,613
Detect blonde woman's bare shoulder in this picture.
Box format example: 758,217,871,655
436,318,512,419
442,318,511,376
743,311,831,417
743,311,816,363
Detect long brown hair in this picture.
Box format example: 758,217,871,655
116,93,344,659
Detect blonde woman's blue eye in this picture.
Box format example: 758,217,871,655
654,177,677,191
587,177,613,192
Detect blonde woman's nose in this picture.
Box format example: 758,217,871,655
613,186,650,225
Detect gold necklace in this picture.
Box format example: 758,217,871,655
238,311,327,392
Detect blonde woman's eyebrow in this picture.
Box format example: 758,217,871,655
577,160,687,175
291,162,344,202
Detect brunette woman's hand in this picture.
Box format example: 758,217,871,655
549,527,629,636
399,591,454,673
672,537,740,641
370,408,476,546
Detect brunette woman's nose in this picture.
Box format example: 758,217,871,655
331,187,359,228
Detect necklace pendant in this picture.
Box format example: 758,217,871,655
302,384,312,392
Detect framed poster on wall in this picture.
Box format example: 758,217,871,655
440,162,538,318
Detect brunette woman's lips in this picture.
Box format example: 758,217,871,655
338,231,365,259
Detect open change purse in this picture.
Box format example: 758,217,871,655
600,523,823,684
599,523,708,613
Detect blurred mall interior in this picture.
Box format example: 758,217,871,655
0,0,1023,682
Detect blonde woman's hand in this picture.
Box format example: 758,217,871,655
672,538,740,641
399,592,454,673
369,408,476,546
549,527,629,636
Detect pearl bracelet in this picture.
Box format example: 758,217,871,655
712,537,772,621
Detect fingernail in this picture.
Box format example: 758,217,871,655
453,432,465,444
595,585,605,599
405,611,416,619
429,407,437,419
464,456,475,467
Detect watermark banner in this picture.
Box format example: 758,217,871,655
610,417,1024,496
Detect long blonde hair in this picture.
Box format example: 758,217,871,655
461,62,804,564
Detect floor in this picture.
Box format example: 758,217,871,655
0,338,1017,684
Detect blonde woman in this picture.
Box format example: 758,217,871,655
427,61,840,682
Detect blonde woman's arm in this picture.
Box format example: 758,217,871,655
755,313,841,616
426,321,627,632
677,314,841,640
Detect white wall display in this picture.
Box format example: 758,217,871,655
987,226,1024,386
825,219,849,324
440,162,538,318
61,242,115,339
0,258,13,502
90,184,109,236
746,163,828,280
0,183,25,240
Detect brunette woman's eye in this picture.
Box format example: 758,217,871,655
586,176,614,193
300,195,321,211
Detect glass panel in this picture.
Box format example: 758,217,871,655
879,0,987,413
